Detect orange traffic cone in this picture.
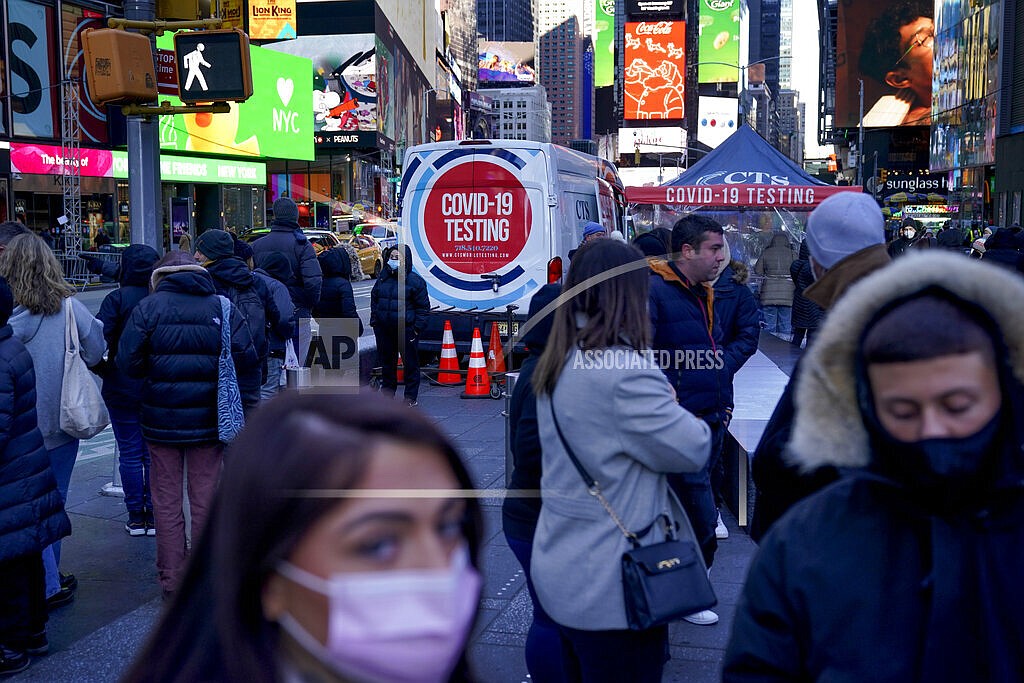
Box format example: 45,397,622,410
486,321,507,374
396,353,405,385
461,328,491,399
438,320,462,385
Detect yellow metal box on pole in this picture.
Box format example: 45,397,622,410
81,29,158,106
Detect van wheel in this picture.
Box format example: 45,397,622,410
372,261,382,278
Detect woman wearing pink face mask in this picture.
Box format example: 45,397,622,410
123,392,483,683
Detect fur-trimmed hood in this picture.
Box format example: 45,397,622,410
790,251,1024,472
150,263,214,293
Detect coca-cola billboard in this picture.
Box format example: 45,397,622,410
624,21,686,120
626,0,684,19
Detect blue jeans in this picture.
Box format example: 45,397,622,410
668,421,725,569
261,355,284,400
42,440,79,598
506,534,568,683
108,405,151,513
762,305,792,334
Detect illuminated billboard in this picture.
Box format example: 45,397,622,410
697,96,738,148
835,0,933,127
249,0,297,40
626,0,684,17
595,0,615,88
617,126,686,155
698,0,740,83
624,21,686,120
478,42,536,84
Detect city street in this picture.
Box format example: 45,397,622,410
8,289,796,682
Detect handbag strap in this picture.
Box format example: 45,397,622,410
65,298,81,353
218,296,232,356
548,399,643,547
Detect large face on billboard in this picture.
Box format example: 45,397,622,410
624,21,686,120
836,0,934,127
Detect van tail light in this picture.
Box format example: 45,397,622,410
547,257,563,284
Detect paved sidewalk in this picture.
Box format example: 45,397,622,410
17,324,789,681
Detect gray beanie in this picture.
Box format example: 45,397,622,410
273,197,299,225
805,192,885,270
194,229,235,261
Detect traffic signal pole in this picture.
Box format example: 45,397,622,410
125,0,163,251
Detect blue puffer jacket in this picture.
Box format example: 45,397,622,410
649,259,728,423
97,245,160,411
713,262,760,413
118,264,259,445
0,325,71,562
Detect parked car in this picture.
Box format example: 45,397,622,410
241,228,342,254
340,233,384,278
353,222,399,251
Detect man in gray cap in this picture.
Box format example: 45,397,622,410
251,197,322,364
750,192,891,541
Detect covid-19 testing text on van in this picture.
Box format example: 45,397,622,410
400,140,626,355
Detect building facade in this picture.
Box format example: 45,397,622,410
477,0,534,42
777,89,804,163
483,85,552,142
535,0,594,144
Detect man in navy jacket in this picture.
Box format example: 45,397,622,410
648,214,728,625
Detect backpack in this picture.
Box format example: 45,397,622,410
225,276,269,361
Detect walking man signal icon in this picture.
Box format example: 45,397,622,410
183,43,211,91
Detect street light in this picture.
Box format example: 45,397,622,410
697,55,787,120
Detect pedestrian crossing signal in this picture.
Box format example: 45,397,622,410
81,29,158,106
173,29,253,104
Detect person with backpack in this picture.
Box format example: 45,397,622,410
118,251,258,599
254,253,296,399
96,245,161,536
251,198,322,364
194,229,287,411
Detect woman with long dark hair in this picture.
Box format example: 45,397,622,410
122,391,483,683
530,240,711,682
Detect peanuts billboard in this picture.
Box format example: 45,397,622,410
624,21,686,120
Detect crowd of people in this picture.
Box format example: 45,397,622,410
1,191,1022,682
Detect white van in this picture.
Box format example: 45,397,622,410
400,139,626,354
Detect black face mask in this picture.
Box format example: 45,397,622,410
869,411,1003,501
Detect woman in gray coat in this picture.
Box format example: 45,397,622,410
531,239,711,682
754,232,796,335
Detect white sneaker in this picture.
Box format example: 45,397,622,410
683,610,719,625
716,511,729,540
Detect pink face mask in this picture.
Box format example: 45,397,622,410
276,545,481,683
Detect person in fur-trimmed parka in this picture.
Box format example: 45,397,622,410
724,252,1024,682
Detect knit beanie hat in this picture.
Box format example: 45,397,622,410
195,229,235,261
805,192,885,270
582,222,605,238
273,197,299,225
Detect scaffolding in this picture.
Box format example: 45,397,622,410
60,78,89,287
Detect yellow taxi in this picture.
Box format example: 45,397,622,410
339,233,384,278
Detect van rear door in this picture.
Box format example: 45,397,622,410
402,145,551,311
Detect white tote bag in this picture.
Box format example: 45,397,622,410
59,299,110,440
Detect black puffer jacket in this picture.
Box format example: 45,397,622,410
314,248,363,336
206,256,287,386
369,247,430,335
0,325,71,562
118,265,259,445
502,284,561,542
97,245,160,410
728,255,1024,682
713,262,760,414
250,220,322,311
789,241,824,331
981,228,1023,271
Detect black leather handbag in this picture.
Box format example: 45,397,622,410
549,404,717,631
